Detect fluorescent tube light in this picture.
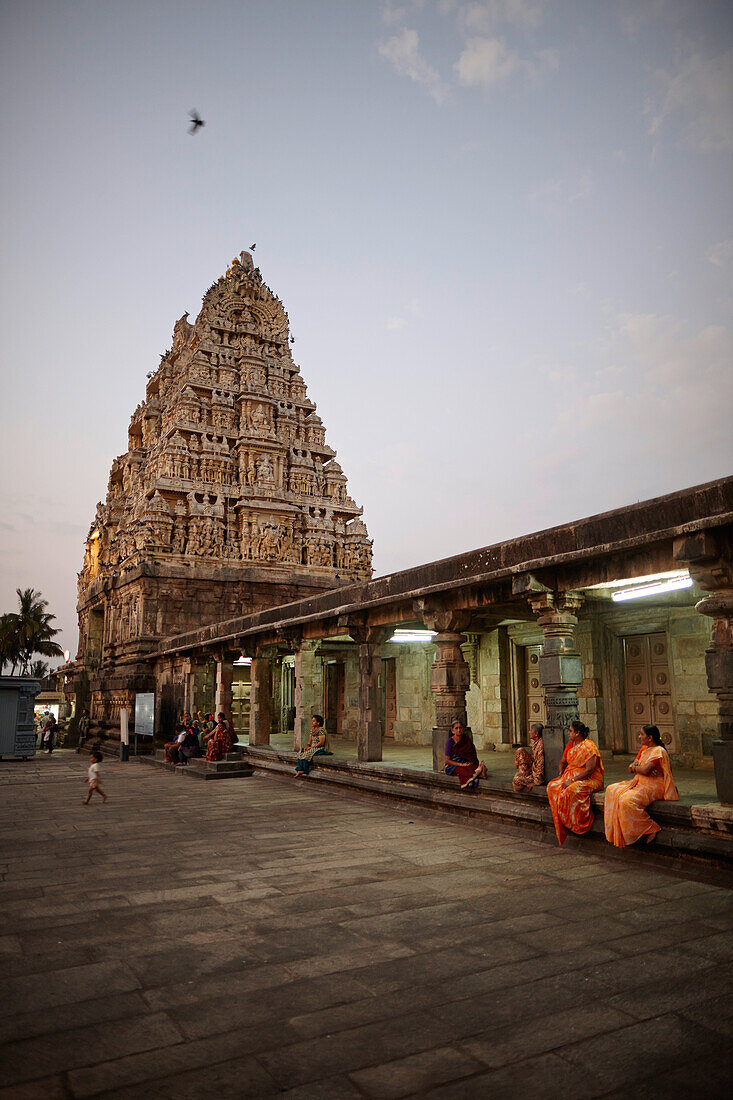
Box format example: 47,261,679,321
387,633,433,642
612,576,693,602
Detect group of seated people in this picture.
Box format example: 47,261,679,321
444,717,679,850
164,710,237,765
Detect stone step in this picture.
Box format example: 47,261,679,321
141,752,253,780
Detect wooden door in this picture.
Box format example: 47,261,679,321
383,657,396,740
525,645,546,734
623,633,675,751
231,670,251,736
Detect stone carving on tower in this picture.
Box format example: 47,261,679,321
74,252,373,718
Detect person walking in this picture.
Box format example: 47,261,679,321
82,752,107,804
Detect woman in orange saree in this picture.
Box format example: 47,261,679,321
604,724,678,847
546,720,604,846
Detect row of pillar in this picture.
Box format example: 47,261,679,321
195,531,733,803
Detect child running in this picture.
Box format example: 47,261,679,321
83,752,107,805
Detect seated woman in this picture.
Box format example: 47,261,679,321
513,722,545,791
604,724,678,847
295,715,328,777
445,719,488,791
546,720,604,845
204,715,233,762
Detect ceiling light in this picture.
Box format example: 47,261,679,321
389,629,437,643
612,576,693,602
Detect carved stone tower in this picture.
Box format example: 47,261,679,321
73,251,372,719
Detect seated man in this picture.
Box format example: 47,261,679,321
445,718,488,791
165,725,186,764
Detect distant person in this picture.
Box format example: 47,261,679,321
82,752,107,804
204,715,233,762
546,720,604,846
217,711,237,744
513,723,545,791
42,716,57,754
165,725,187,764
76,709,90,754
604,725,679,847
294,715,328,777
444,718,488,791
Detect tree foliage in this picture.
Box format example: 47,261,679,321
0,589,63,677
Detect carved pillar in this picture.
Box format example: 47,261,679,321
215,659,233,719
350,625,391,763
674,532,733,804
249,654,272,747
293,640,318,752
421,610,472,773
528,591,584,781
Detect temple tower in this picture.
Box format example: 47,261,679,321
73,251,372,719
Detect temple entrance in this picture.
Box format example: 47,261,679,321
281,661,295,733
325,661,345,735
382,657,396,740
622,632,675,751
524,644,546,732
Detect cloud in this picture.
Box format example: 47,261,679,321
549,313,733,460
527,170,593,216
386,298,422,331
456,0,544,34
708,239,733,267
455,36,518,88
381,1,425,26
379,27,451,103
646,47,733,152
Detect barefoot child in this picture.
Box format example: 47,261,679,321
83,752,107,804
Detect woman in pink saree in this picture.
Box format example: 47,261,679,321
604,724,678,847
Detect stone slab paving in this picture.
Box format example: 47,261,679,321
0,751,731,1099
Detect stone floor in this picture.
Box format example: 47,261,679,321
1,751,732,1099
268,734,720,805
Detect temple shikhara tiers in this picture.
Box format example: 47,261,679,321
75,251,372,716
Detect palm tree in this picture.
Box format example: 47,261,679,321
2,589,63,677
30,659,50,680
0,613,21,675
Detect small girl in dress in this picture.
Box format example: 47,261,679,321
83,752,107,804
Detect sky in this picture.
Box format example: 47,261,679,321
1,0,731,659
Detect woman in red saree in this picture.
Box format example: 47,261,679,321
204,716,233,762
546,720,604,845
604,724,678,847
444,719,488,790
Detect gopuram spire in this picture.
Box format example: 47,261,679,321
74,252,372,718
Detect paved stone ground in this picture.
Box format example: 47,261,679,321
1,752,732,1099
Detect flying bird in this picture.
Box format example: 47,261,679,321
188,111,205,135
290,336,296,344
250,243,257,252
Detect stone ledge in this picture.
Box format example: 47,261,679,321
139,753,253,780
239,746,733,874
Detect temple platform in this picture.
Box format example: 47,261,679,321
140,750,254,780
227,740,733,877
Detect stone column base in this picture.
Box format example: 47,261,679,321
543,727,566,783
712,741,733,805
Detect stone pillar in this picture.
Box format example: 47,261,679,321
293,642,318,752
528,591,584,781
674,533,733,804
428,621,471,773
249,655,272,746
349,625,390,763
215,659,233,718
